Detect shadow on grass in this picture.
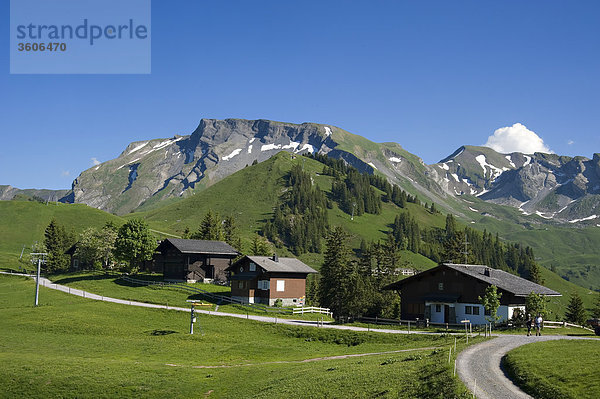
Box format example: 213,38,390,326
53,273,117,285
147,329,178,336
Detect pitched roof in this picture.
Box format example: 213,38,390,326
385,263,561,297
159,238,239,255
231,255,318,274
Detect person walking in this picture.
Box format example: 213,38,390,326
526,314,533,336
534,314,543,336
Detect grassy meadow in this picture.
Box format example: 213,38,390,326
502,340,600,399
0,274,474,398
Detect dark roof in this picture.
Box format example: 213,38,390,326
158,238,239,256
385,263,561,297
229,255,318,274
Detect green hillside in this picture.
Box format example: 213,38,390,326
0,201,122,268
131,152,439,271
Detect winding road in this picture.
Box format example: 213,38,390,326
457,334,598,399
3,271,599,398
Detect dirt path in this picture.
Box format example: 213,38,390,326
456,335,599,399
166,346,441,369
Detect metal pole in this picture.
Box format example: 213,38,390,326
190,304,195,335
34,259,41,306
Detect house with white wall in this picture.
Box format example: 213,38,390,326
384,263,561,325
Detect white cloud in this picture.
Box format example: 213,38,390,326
484,123,552,154
90,157,101,166
567,140,574,145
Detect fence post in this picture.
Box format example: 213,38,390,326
408,321,410,334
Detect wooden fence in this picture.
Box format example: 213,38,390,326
292,306,332,317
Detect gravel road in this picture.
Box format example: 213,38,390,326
457,334,599,399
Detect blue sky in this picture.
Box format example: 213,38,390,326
2,0,599,190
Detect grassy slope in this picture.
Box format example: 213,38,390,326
503,340,600,399
0,274,472,398
0,201,122,268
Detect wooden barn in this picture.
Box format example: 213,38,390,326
153,238,239,283
384,263,561,325
227,255,317,306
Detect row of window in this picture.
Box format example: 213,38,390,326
236,279,285,291
433,304,491,316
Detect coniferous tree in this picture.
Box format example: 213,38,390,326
250,234,271,256
223,215,242,250
592,292,600,319
564,292,587,325
319,227,354,320
192,210,224,241
44,219,73,273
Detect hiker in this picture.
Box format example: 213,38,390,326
535,314,543,336
526,314,533,336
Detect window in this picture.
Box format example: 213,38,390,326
249,263,256,272
435,304,441,313
276,280,285,292
465,306,472,314
484,308,491,316
258,280,270,290
472,306,480,315
438,282,444,291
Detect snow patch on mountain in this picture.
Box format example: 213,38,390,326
389,157,402,163
568,215,598,223
128,142,149,155
223,149,242,161
324,126,332,137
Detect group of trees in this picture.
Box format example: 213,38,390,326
330,169,381,216
263,164,329,254
319,227,401,320
42,218,156,273
183,210,242,251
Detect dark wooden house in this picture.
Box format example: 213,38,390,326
384,263,561,325
154,238,239,283
227,255,317,306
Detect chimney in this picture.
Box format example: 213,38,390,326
484,268,491,277
272,254,279,262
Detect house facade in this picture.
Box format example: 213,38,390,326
384,263,561,325
153,238,239,283
227,255,317,306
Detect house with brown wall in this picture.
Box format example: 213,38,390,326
227,255,317,306
384,263,561,325
153,238,239,283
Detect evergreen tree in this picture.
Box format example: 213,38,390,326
250,234,271,256
564,292,587,325
192,210,224,241
223,215,242,250
114,219,156,272
43,219,73,273
592,292,600,319
528,261,544,285
319,227,354,320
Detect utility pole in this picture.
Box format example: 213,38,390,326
351,202,357,221
31,253,47,306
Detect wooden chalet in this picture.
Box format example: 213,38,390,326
384,263,561,325
153,238,239,283
227,255,317,306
